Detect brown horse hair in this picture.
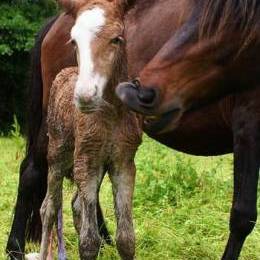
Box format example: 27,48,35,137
199,0,260,55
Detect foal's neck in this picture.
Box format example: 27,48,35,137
103,58,128,114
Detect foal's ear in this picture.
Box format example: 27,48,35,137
112,0,136,12
123,0,136,11
57,0,82,15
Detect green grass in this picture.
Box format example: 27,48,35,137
0,135,259,259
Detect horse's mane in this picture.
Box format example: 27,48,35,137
199,0,260,52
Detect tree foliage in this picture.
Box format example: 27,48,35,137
0,0,57,55
0,0,58,134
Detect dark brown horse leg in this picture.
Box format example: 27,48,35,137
222,107,260,260
7,118,48,260
6,156,41,260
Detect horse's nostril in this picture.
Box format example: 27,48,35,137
137,88,157,105
131,79,141,89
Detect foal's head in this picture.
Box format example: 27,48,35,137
59,0,135,112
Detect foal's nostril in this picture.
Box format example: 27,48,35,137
137,88,157,106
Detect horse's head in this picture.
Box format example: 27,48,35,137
117,0,260,133
58,0,135,112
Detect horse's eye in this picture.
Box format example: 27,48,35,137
111,36,124,45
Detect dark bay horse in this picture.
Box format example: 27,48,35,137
7,0,190,259
6,0,259,260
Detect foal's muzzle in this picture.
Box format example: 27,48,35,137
74,93,102,113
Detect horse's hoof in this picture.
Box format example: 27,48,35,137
25,253,40,260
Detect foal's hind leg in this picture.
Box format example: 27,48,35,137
109,161,136,260
72,190,112,244
222,101,260,260
72,191,81,234
56,205,67,260
39,165,64,260
37,135,69,260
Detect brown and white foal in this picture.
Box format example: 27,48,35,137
26,0,141,259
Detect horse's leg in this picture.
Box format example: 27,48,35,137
7,115,49,260
6,157,38,260
74,159,103,260
222,102,260,260
109,162,136,260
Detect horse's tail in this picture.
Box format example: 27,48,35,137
27,16,58,153
24,16,59,242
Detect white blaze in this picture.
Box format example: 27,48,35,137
71,7,106,103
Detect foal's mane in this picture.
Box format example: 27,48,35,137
199,0,260,50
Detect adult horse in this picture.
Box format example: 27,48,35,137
6,1,259,260
7,0,193,259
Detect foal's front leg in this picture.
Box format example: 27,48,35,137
74,157,103,260
109,161,136,260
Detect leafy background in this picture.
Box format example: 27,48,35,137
0,0,57,134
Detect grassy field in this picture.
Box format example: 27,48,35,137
0,134,259,259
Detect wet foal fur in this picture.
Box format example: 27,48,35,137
40,66,141,260
6,1,259,260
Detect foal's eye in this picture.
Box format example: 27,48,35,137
71,39,77,46
111,36,124,45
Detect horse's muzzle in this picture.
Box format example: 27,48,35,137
116,81,159,115
116,80,184,134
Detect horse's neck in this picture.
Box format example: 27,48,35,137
125,0,191,78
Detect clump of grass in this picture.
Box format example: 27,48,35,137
136,154,205,207
0,134,259,259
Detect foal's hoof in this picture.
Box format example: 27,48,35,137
25,252,40,260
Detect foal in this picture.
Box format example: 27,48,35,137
42,66,141,260
32,0,142,259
